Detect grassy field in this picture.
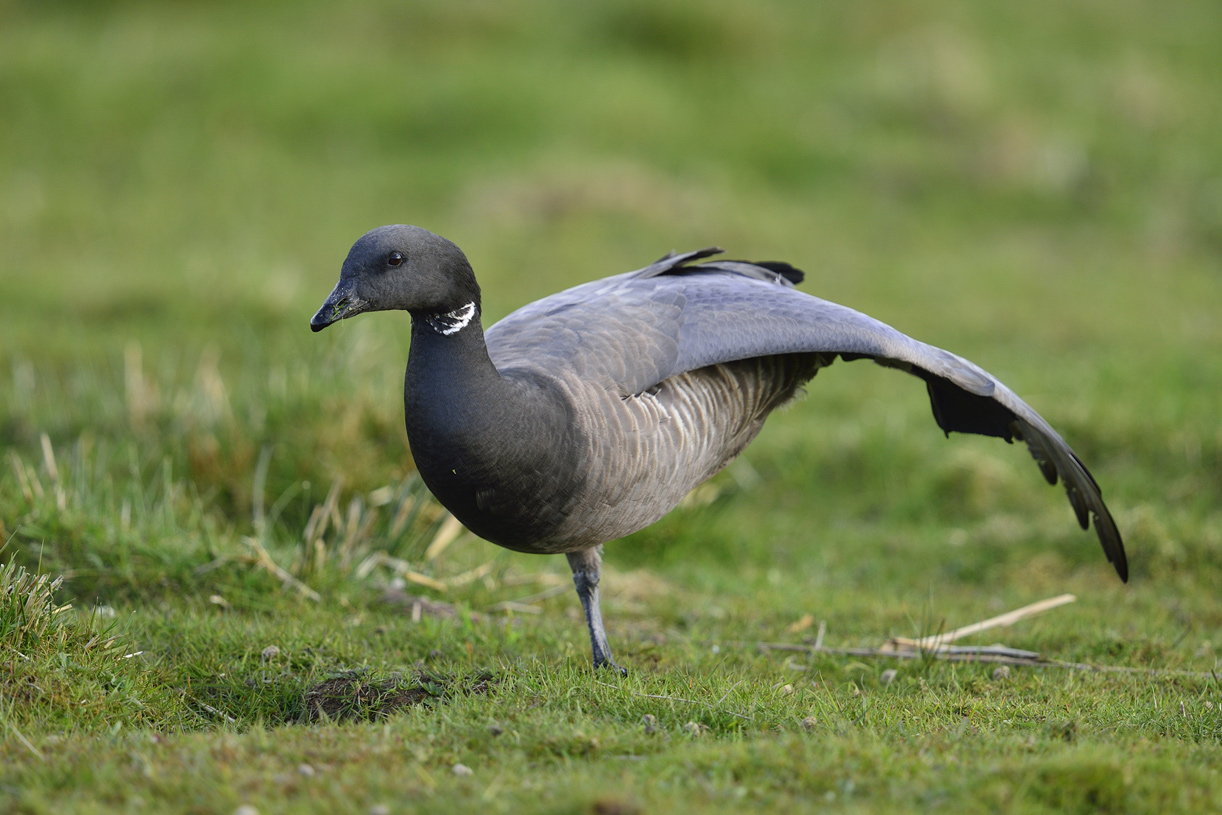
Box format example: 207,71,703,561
2,0,1221,812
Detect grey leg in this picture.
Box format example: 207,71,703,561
565,545,626,675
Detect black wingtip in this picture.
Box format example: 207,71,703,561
1111,536,1129,583
1092,506,1128,583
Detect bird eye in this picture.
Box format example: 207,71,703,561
387,251,404,267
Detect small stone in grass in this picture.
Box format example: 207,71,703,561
800,715,819,731
452,763,473,776
297,763,314,777
992,666,1010,681
234,807,258,815
488,723,504,736
369,807,391,815
880,669,898,685
641,714,659,735
682,721,708,736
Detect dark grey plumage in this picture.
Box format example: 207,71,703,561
312,225,1127,673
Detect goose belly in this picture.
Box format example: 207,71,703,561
540,354,826,551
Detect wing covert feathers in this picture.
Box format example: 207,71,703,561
484,250,1126,580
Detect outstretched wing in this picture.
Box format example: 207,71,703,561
485,251,1127,581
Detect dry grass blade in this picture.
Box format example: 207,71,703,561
755,640,1050,667
338,495,380,566
749,593,1217,678
354,552,448,591
9,452,42,503
387,494,417,539
5,722,45,760
403,572,448,592
425,515,466,562
242,537,321,601
303,479,343,548
196,702,237,724
753,640,1222,678
885,594,1078,652
447,560,496,588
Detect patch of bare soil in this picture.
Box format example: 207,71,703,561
303,669,495,723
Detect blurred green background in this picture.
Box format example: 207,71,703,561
3,0,1221,588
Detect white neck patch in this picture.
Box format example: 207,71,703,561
425,301,477,336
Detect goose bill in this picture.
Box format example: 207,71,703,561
311,279,367,332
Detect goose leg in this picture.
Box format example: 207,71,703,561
566,545,627,675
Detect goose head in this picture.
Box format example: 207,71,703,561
311,224,481,332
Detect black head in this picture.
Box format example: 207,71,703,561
310,225,481,332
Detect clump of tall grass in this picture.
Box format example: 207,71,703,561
0,557,200,733
0,560,70,649
4,432,259,603
4,428,487,610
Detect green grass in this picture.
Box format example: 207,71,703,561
2,0,1221,812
